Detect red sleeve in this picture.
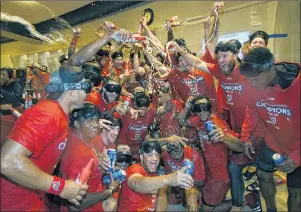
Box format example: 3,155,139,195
86,92,99,106
126,164,146,180
201,48,216,64
8,107,63,156
289,149,301,166
214,116,239,138
205,63,220,79
240,104,261,142
174,100,183,113
192,149,206,181
187,116,200,128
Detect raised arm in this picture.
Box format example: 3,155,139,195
171,41,211,74
67,30,129,67
68,28,82,58
140,17,165,52
143,46,169,75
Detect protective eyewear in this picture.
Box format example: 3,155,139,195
104,84,122,94
116,153,132,164
193,102,212,113
240,58,274,77
135,98,150,108
45,81,92,94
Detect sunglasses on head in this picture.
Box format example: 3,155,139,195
104,83,122,94
116,153,132,164
192,102,212,113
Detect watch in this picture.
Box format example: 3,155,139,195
142,8,154,26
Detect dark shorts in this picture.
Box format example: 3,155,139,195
258,143,301,188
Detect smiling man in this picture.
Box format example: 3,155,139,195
117,140,194,212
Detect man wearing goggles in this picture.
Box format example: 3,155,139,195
240,47,301,212
60,103,119,211
178,95,244,211
86,76,122,113
1,67,90,211
117,92,188,161
159,142,206,211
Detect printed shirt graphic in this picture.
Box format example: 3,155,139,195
1,100,69,211
118,108,157,156
241,72,300,166
60,130,104,212
206,64,249,131
168,69,217,104
159,99,183,137
118,164,158,212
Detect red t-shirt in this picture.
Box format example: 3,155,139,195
118,163,158,212
158,99,182,137
168,68,217,111
60,130,104,212
206,64,250,132
86,90,116,112
92,135,116,152
162,146,206,204
188,114,238,149
1,100,69,211
118,108,157,157
241,70,300,166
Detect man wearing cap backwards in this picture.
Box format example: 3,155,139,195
240,47,300,212
31,62,50,100
117,140,194,211
0,66,93,211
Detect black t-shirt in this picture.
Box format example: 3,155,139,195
0,80,23,107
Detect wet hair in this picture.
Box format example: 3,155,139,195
102,75,120,87
240,47,275,77
82,62,102,86
249,31,269,45
139,140,162,154
1,67,14,78
244,47,274,65
70,103,103,128
96,49,110,57
215,40,241,54
102,115,122,129
111,51,124,60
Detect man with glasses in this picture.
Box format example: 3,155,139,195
240,47,300,212
178,95,244,211
86,76,121,113
1,66,91,211
117,92,188,161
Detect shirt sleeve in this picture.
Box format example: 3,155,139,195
240,104,261,142
8,108,61,156
86,92,98,106
192,149,206,181
205,63,220,78
126,164,146,180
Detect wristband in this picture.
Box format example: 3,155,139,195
48,176,65,195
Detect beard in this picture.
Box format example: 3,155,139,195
221,60,236,76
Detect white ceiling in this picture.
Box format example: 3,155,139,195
1,1,94,24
